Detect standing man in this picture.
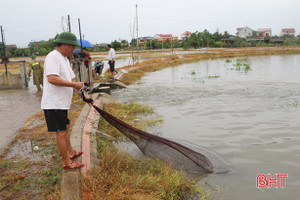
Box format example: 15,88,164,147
107,44,116,79
27,54,43,91
41,32,87,169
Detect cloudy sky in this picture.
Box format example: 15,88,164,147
1,0,299,47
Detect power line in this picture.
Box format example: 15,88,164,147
141,4,300,16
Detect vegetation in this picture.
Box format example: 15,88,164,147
2,31,300,59
231,58,252,72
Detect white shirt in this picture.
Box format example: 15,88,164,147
41,50,75,109
108,48,115,61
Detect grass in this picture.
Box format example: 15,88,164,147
98,102,162,140
83,142,196,200
82,102,206,199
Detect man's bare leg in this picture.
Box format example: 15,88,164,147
56,130,72,166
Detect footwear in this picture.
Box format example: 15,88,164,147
69,150,83,160
63,160,84,170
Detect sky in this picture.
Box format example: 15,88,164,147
1,0,300,48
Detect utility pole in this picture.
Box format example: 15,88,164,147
68,15,71,32
136,4,139,51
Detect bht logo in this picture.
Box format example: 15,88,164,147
256,173,288,188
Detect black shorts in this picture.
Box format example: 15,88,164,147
108,60,115,72
44,109,70,132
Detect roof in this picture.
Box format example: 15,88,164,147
281,28,295,33
257,28,271,32
159,34,173,38
237,26,253,31
182,31,191,34
5,44,17,49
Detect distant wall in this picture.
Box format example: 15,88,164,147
0,71,23,89
0,62,27,89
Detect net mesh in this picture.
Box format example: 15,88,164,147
93,105,214,174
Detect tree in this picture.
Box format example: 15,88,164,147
111,40,121,50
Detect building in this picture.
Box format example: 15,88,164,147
5,44,17,49
180,31,191,40
138,36,152,47
280,28,295,37
153,34,178,43
257,28,272,38
236,27,254,38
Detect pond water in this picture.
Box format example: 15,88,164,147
112,54,300,200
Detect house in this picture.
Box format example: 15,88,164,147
153,34,178,43
221,36,237,47
137,36,152,47
180,31,191,40
280,28,295,37
236,27,254,38
28,41,39,47
257,28,272,38
5,44,17,49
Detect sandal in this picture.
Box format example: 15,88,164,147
69,150,83,160
63,160,85,170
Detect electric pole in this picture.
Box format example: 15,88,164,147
136,4,139,51
68,15,71,32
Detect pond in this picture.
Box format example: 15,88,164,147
112,54,300,200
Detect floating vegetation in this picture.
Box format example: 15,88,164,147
208,75,220,79
231,58,252,72
279,100,299,109
225,59,232,63
191,71,196,75
236,58,248,62
243,63,251,71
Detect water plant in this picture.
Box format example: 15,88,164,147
208,75,220,79
225,59,232,63
232,58,252,72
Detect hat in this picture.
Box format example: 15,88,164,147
54,32,79,46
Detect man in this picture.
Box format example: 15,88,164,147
107,44,116,79
27,54,43,91
41,32,89,169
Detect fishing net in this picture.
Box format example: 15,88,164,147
93,105,214,174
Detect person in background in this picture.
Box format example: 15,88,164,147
41,32,92,170
107,44,117,79
82,47,91,68
27,54,43,91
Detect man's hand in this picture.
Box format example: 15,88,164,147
82,93,94,104
75,82,84,91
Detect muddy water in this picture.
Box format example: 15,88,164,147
0,80,42,154
112,54,300,200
